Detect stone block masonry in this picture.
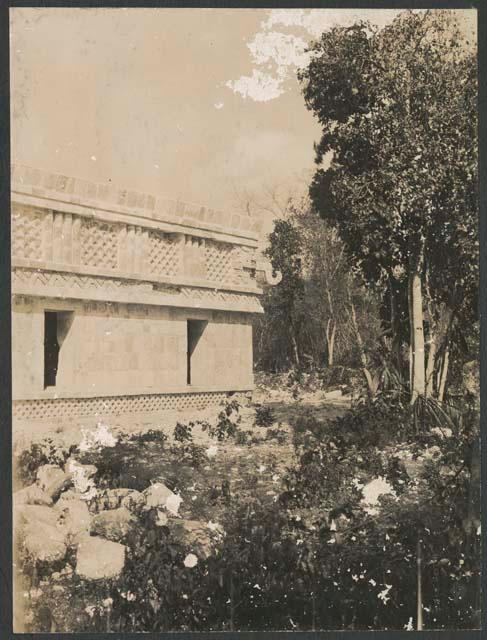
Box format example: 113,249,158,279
11,166,271,427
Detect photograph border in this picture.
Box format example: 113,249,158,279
0,1,485,638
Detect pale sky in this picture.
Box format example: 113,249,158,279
10,8,476,233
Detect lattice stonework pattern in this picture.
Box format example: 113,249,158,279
12,268,154,293
147,230,181,277
232,245,256,286
11,207,44,260
180,287,262,313
80,219,119,269
205,240,234,283
13,391,249,422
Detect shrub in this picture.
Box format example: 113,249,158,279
235,430,254,445
173,422,193,443
265,428,287,444
254,405,276,428
16,438,75,486
131,429,168,445
203,400,242,441
169,442,206,468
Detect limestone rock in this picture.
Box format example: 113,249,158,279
94,488,136,512
120,490,145,513
14,484,53,506
55,494,92,543
90,507,135,542
75,535,126,581
64,458,97,494
65,457,97,479
324,389,343,399
15,504,67,562
36,464,71,501
54,489,81,502
15,503,59,531
168,519,212,558
143,482,174,510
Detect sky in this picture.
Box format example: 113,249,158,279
9,8,476,234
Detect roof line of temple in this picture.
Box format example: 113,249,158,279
11,164,263,241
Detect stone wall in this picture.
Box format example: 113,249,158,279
11,166,266,425
12,297,254,401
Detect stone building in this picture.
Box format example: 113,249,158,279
11,165,272,430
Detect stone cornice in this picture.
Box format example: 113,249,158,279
12,164,262,244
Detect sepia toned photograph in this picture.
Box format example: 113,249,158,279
10,5,480,633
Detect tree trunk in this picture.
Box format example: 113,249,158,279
291,330,300,368
409,249,425,403
326,318,336,366
426,305,454,400
348,290,377,396
425,331,437,397
437,344,450,402
417,537,423,630
388,272,402,371
325,286,336,367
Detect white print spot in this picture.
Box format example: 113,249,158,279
206,445,218,459
66,459,93,495
79,422,117,452
184,553,198,568
361,477,396,515
165,493,182,516
226,70,284,102
378,584,393,604
405,617,414,630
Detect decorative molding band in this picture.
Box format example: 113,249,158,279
12,268,264,314
11,202,260,290
11,257,263,296
13,390,251,422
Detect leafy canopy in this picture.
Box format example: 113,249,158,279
300,10,477,301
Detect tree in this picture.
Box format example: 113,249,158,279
260,218,307,370
295,203,347,367
256,202,383,379
300,10,478,402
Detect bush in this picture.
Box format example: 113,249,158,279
169,442,206,468
131,429,168,445
202,400,242,441
254,405,276,428
265,428,287,444
16,438,75,486
235,430,254,446
173,422,193,443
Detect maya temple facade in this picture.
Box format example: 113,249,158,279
11,165,275,429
